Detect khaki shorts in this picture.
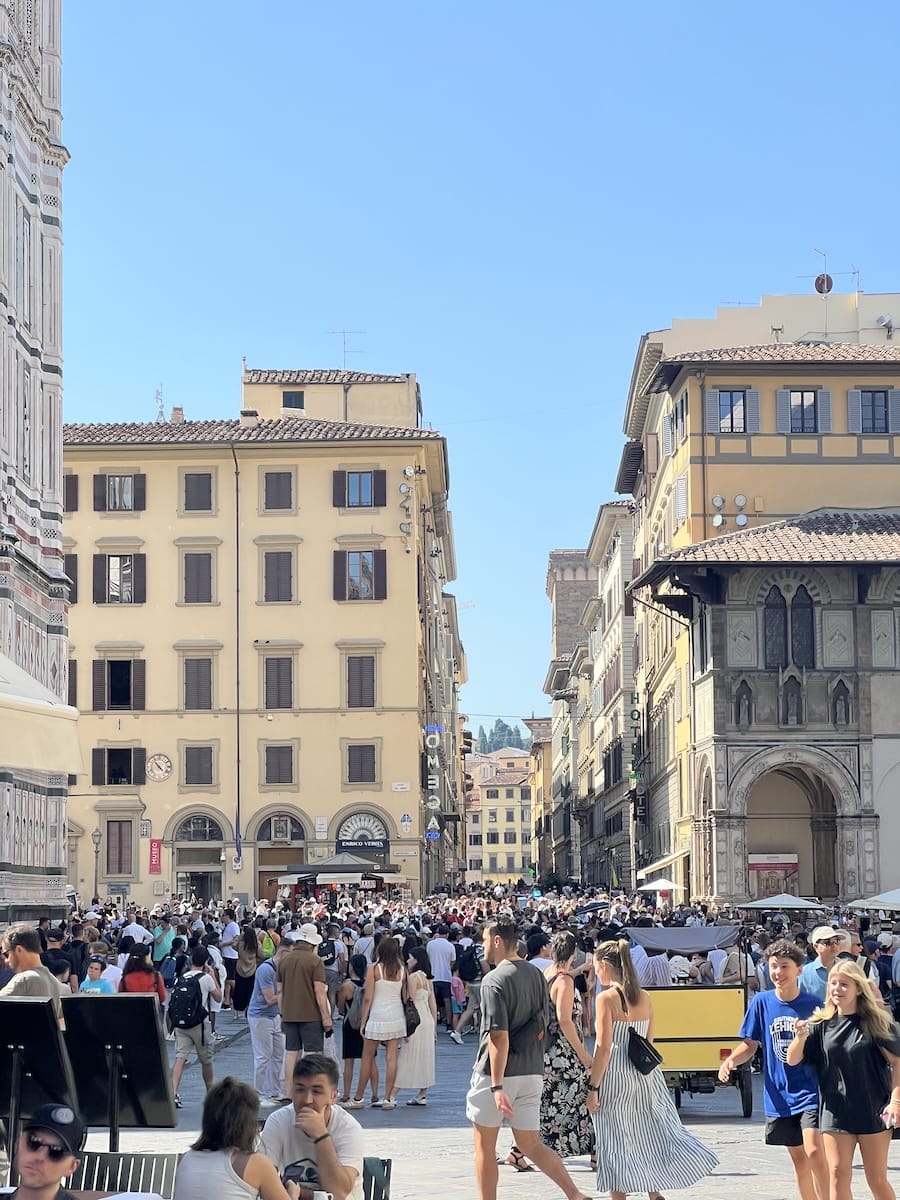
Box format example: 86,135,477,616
174,1021,214,1065
465,1069,542,1130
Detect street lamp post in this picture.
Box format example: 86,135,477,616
91,827,102,902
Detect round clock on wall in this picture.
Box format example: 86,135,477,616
146,753,172,782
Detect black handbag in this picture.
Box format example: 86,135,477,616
614,985,663,1075
402,970,421,1037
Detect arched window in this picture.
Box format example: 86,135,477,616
175,814,224,842
791,585,815,668
782,677,803,725
734,681,753,727
764,586,788,669
832,680,851,725
258,815,305,842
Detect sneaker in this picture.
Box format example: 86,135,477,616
174,1093,183,1109
213,1033,226,1043
381,1099,396,1110
345,1099,365,1109
370,1098,383,1108
449,1030,463,1045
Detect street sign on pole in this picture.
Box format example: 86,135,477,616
425,830,440,840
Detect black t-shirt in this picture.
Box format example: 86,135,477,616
475,959,548,1079
804,1013,900,1134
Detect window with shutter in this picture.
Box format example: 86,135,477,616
776,388,791,432
105,819,133,875
347,743,377,783
704,389,720,434
184,552,213,603
859,389,889,434
264,551,293,602
63,474,78,512
184,472,213,511
185,745,214,786
282,390,304,409
106,748,134,785
264,471,293,511
264,656,293,709
347,471,374,506
674,475,688,526
745,389,761,433
93,474,108,511
789,389,818,433
265,745,294,784
889,389,900,433
64,554,77,605
67,659,77,709
717,391,746,433
347,655,375,708
661,414,673,458
106,660,132,709
184,658,212,710
107,555,134,603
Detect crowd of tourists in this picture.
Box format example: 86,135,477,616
2,881,900,1200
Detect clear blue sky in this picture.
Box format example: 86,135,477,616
62,3,900,729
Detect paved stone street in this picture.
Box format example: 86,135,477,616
79,1013,900,1200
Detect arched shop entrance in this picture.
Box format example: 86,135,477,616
335,812,390,865
255,811,307,904
171,812,226,903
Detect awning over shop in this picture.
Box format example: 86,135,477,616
0,653,82,774
636,849,689,881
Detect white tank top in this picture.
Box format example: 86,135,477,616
173,1150,258,1200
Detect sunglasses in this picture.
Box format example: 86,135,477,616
816,937,841,946
25,1134,70,1161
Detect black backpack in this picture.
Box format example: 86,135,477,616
318,938,338,969
456,945,480,982
159,954,178,988
167,972,207,1032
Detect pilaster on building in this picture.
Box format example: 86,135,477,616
559,291,900,902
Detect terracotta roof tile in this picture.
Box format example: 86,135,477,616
657,508,900,568
664,342,900,365
243,368,409,385
63,415,441,447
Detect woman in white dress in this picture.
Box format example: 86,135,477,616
347,934,407,1111
391,946,437,1105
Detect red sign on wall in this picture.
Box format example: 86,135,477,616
149,838,162,874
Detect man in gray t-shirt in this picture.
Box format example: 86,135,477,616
465,919,588,1200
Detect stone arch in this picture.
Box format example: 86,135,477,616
728,744,860,818
328,802,400,842
246,803,313,842
738,566,833,607
162,804,234,844
864,566,900,604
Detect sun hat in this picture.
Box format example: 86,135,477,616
296,922,322,946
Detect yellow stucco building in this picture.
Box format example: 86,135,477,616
62,369,464,905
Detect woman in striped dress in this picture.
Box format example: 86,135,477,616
586,938,719,1200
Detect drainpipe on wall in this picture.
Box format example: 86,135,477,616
229,443,242,870
698,369,708,541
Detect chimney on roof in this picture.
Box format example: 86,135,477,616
170,406,185,424
240,409,259,428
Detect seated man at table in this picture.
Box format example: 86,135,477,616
9,1103,85,1200
259,1053,363,1200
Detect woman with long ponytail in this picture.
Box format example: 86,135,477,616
587,939,718,1200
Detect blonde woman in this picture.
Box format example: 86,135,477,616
586,938,718,1200
787,960,900,1200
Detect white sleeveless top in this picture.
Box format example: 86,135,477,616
173,1150,258,1200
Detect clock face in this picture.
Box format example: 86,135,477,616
146,753,172,782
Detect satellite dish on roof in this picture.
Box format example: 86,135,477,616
815,273,833,295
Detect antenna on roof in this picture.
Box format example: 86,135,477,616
326,330,366,369
155,384,165,423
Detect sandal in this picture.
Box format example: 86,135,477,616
504,1149,534,1172
405,1097,427,1106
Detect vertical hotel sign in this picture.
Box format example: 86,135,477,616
628,692,647,824
424,724,443,817
149,838,162,874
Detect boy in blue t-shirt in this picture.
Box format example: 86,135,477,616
719,939,827,1200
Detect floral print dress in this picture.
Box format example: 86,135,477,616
540,980,595,1158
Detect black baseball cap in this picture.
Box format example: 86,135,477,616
23,1104,86,1155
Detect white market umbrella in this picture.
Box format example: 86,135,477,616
740,893,823,911
846,888,900,910
637,878,684,892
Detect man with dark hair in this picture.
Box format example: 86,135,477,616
719,939,826,1200
0,926,61,1008
259,1052,363,1200
10,1103,85,1200
220,906,240,1007
465,918,589,1200
170,944,222,1108
426,924,456,1028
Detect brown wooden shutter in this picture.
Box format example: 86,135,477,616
265,745,293,784
265,471,292,510
64,553,77,605
184,553,211,603
91,748,105,786
265,657,292,709
93,474,107,511
347,743,376,783
184,473,212,511
132,747,147,785
373,470,387,507
92,660,107,711
63,474,79,512
132,554,147,603
333,551,347,601
67,660,77,709
332,470,346,507
347,655,375,707
133,473,147,511
132,659,146,710
373,549,387,600
264,551,292,602
93,555,107,603
185,745,213,785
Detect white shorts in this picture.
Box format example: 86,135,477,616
465,1069,542,1130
